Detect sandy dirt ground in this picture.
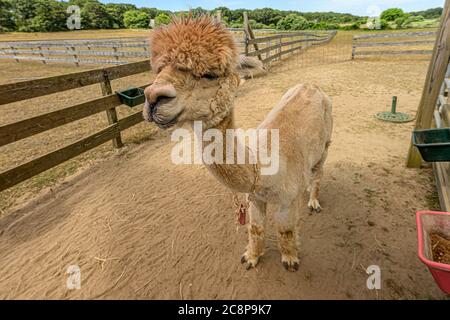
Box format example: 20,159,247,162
0,49,448,299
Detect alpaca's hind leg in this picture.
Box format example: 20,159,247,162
276,198,301,272
241,198,267,270
308,146,329,213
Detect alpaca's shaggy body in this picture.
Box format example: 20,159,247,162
144,16,333,271
257,84,332,205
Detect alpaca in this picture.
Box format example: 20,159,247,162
143,16,333,271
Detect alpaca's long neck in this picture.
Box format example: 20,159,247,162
198,112,259,194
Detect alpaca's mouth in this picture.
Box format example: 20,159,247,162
147,97,181,129
153,113,181,129
151,107,182,129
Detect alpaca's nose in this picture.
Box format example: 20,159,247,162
144,83,177,106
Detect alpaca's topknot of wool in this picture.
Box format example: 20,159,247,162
150,16,238,77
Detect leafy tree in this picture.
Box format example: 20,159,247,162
340,22,361,31
140,7,159,19
70,0,113,29
394,13,411,27
106,3,137,28
123,10,149,29
381,8,405,21
410,7,442,19
0,2,444,33
12,0,38,31
229,21,243,28
365,17,389,30
155,13,171,26
0,0,15,31
191,7,208,17
29,0,67,32
249,19,268,29
228,8,246,22
300,12,359,24
251,8,283,25
310,21,338,30
12,0,68,32
276,14,308,30
401,15,426,28
175,11,189,19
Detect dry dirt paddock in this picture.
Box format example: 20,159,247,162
0,47,448,299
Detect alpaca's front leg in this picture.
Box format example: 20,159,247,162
241,198,267,270
276,200,300,272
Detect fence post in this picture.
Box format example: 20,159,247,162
113,46,119,63
10,46,19,63
351,36,356,60
216,10,222,23
73,46,79,67
244,34,249,56
278,35,282,61
38,46,46,64
67,46,78,67
406,0,450,168
101,70,123,149
243,12,249,56
243,12,262,61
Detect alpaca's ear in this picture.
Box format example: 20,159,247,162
236,55,267,80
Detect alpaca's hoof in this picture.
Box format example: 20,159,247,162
281,256,299,272
241,254,259,270
308,199,322,213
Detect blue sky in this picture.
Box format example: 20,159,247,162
101,0,444,16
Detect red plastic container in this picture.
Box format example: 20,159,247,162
416,211,450,294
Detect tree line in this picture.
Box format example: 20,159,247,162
0,0,444,33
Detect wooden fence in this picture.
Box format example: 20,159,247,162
244,30,337,64
352,31,437,59
0,60,151,192
0,27,336,67
430,63,450,211
0,38,150,66
0,20,338,192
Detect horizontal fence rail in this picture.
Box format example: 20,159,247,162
0,60,151,105
1,49,150,57
353,31,436,40
0,60,153,191
352,31,437,59
0,110,144,192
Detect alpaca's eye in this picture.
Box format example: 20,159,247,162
203,73,218,80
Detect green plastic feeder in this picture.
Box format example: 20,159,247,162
117,88,145,107
413,128,450,162
375,96,414,123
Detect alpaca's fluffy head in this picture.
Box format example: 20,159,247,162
151,15,238,78
143,16,248,129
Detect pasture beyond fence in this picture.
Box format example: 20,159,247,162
352,31,436,59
